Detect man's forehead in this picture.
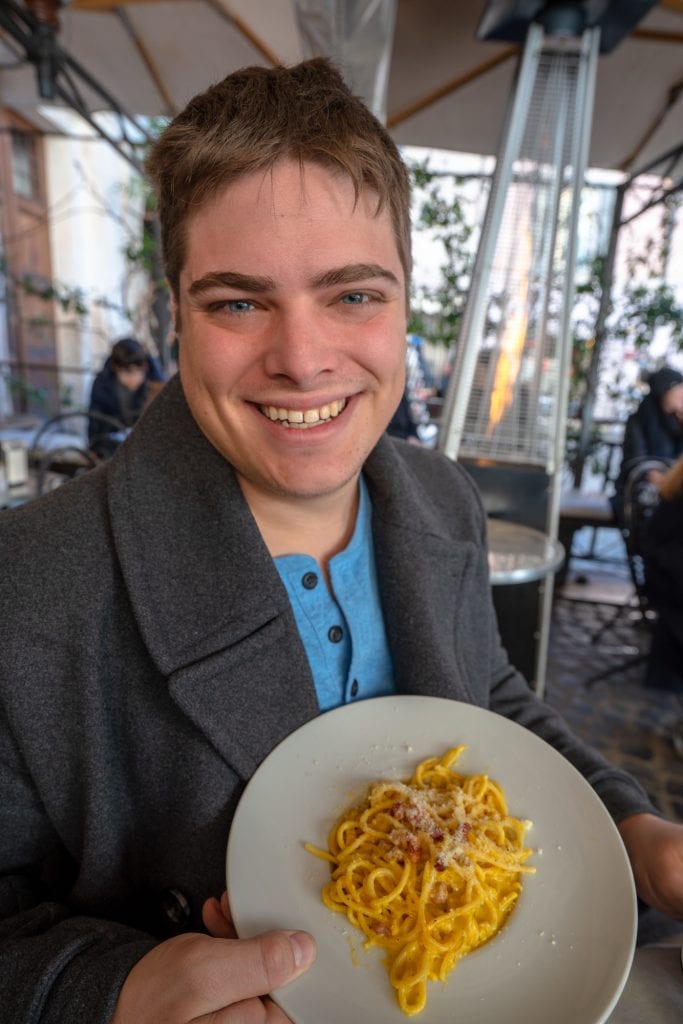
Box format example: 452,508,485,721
191,159,383,222
179,162,401,286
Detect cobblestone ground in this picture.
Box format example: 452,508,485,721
546,590,683,823
546,552,683,945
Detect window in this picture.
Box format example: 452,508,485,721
10,130,40,201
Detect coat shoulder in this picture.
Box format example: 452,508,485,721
363,437,487,552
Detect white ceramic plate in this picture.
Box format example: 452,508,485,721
226,696,637,1024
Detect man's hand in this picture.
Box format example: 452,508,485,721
618,813,683,920
203,890,238,939
111,894,315,1024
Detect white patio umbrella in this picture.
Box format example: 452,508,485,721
0,0,681,172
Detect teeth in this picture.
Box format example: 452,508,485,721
260,398,347,428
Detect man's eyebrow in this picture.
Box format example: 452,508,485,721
187,263,401,298
311,263,401,289
188,271,276,297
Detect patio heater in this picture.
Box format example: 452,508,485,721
438,1,655,694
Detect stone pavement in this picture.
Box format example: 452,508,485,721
546,588,683,822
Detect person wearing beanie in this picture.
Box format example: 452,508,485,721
612,365,683,523
88,338,165,457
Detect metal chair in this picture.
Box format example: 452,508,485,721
621,458,674,615
583,457,673,686
29,410,127,496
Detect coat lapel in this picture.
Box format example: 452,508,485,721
107,376,319,778
365,439,480,705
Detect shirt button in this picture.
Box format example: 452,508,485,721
350,679,359,697
301,571,318,590
328,625,344,643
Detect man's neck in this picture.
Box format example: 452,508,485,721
238,475,361,573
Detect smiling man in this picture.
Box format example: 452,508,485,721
177,160,407,566
1,59,682,1024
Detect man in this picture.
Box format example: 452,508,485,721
642,455,683,698
88,338,165,458
1,59,682,1023
612,365,683,523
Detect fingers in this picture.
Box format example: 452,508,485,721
182,930,315,1013
193,994,294,1024
202,896,237,939
210,930,315,999
113,929,316,1023
619,813,683,920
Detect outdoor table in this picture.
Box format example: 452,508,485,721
0,469,68,510
487,517,565,586
0,424,89,455
0,475,39,510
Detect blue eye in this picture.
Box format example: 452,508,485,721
206,298,255,314
341,292,368,305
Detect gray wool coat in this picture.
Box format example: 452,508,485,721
0,376,655,1022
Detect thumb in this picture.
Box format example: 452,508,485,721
211,929,316,1005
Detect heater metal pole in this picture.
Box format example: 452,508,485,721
535,28,601,697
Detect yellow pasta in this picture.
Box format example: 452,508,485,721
305,747,535,1016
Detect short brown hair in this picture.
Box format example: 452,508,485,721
145,58,411,299
110,337,147,368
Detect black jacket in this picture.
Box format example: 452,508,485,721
643,493,683,630
88,357,164,449
612,373,683,520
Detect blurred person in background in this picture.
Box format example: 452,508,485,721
642,455,683,696
387,334,438,446
642,455,683,759
612,366,683,523
386,388,421,442
88,338,165,457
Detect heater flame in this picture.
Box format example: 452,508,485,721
487,219,533,436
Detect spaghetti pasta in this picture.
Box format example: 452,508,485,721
305,746,535,1016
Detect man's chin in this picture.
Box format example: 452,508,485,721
238,461,364,504
266,472,360,502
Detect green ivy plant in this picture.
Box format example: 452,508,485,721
407,160,483,351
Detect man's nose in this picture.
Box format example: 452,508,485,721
263,308,338,384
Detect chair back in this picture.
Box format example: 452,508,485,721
30,410,127,455
621,458,674,612
29,410,127,496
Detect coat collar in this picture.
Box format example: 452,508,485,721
364,440,479,705
106,377,318,776
107,375,288,676
106,376,479,775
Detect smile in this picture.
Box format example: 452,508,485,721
259,398,347,429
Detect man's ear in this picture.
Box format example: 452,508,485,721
170,290,181,337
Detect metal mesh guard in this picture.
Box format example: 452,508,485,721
459,45,583,467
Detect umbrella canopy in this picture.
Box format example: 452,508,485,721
0,0,682,172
